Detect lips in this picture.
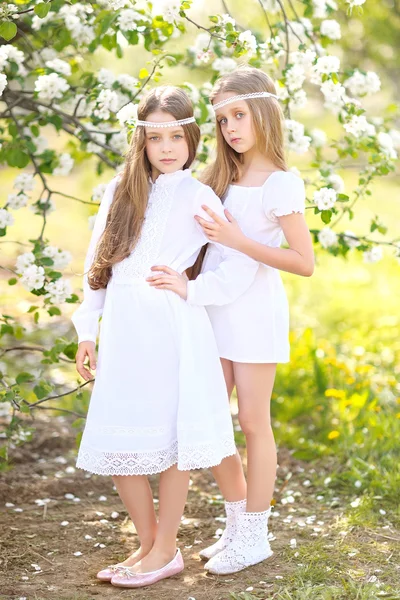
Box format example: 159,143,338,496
230,138,241,143
160,159,176,163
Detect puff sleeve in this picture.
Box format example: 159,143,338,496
186,185,259,306
263,172,305,223
71,178,118,344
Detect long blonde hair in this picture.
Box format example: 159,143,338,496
201,67,288,199
88,86,200,290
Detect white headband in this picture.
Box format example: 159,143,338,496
136,117,196,128
212,92,279,112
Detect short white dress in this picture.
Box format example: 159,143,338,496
72,169,259,476
187,171,305,364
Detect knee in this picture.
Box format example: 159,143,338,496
238,410,271,437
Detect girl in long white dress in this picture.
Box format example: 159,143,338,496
71,86,259,588
149,68,315,575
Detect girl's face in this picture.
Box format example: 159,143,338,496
144,110,190,177
214,93,257,154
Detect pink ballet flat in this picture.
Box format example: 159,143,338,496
110,549,184,588
96,564,124,581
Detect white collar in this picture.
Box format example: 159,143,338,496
151,168,192,186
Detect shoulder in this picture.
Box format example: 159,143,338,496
267,170,305,192
190,178,221,202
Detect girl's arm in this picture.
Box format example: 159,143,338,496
71,178,118,344
149,186,259,306
197,207,314,277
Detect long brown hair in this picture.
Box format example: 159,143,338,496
201,66,288,198
88,86,200,290
189,67,288,279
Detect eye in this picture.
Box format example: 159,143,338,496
173,134,183,140
218,117,227,125
148,136,159,141
236,112,245,119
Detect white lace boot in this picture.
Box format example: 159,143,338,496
204,508,273,574
199,499,247,561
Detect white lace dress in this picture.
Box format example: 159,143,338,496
187,171,305,363
72,169,259,476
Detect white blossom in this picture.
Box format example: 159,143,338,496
318,227,338,248
0,73,7,97
44,279,72,303
310,128,327,148
312,55,340,84
7,193,29,210
238,30,258,56
327,173,345,193
343,231,360,248
14,172,35,192
314,187,337,210
290,49,317,73
347,0,366,7
107,0,133,9
53,153,74,176
389,129,400,149
110,130,129,153
116,73,138,93
87,132,107,154
285,65,306,92
313,0,338,19
20,265,46,291
344,115,376,138
320,19,341,40
117,8,146,31
377,132,397,160
92,183,108,202
88,214,97,230
212,57,237,75
320,80,346,110
344,70,381,97
35,73,70,102
0,208,14,229
97,68,115,88
262,0,280,12
43,246,72,269
32,12,53,30
285,120,311,154
153,0,181,24
218,13,236,27
0,44,26,76
363,246,383,263
94,89,119,120
45,58,72,77
16,252,35,275
116,102,138,126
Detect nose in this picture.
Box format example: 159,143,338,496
161,139,172,153
227,121,236,133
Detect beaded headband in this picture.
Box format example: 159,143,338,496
136,116,196,128
212,91,279,112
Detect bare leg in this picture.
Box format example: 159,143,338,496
234,363,277,512
112,475,157,566
210,358,247,502
132,464,190,573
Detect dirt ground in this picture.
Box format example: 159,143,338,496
1,416,335,600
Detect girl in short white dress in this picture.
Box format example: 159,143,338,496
150,68,314,575
71,86,258,588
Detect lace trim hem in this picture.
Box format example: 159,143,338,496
76,436,236,476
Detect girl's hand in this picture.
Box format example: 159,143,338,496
76,341,96,381
147,266,188,300
195,205,247,250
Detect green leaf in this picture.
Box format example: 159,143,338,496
16,372,35,385
63,342,78,360
8,278,17,286
20,403,31,413
0,21,17,41
321,210,332,224
337,194,349,202
0,324,14,336
33,384,50,400
6,148,30,168
48,306,61,316
34,3,51,18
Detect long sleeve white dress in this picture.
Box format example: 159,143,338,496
187,171,305,364
72,169,259,476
